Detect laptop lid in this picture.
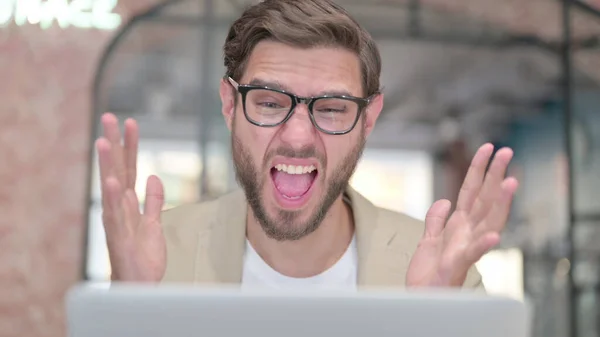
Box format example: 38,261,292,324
66,283,531,337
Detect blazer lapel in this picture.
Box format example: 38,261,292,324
348,187,408,288
194,189,247,284
194,187,409,287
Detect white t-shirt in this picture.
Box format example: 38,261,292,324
241,235,358,291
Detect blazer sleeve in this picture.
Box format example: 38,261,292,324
463,265,487,293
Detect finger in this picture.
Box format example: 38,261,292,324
465,232,500,266
476,177,519,235
456,143,495,213
125,188,141,214
102,113,128,187
103,176,124,238
124,118,139,190
121,189,140,235
143,175,165,221
470,148,514,224
424,199,451,238
97,138,113,208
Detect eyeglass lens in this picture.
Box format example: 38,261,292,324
245,89,359,132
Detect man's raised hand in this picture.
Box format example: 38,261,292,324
406,143,518,288
97,113,167,282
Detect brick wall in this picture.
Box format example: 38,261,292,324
0,1,158,336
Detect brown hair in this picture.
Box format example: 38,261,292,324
223,0,382,97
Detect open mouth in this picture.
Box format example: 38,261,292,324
270,164,318,201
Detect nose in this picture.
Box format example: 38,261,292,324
278,104,318,148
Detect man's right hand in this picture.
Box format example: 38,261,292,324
97,112,167,282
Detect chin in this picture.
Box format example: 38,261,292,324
260,205,321,242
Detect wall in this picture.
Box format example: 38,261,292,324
0,1,158,336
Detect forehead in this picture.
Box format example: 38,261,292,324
240,40,363,98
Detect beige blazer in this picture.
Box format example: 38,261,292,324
160,186,484,290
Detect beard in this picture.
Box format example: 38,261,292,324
231,119,366,242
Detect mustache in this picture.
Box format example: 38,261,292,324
263,145,325,167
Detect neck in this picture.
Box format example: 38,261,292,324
246,195,354,278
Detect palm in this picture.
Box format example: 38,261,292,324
104,182,167,282
406,144,518,288
111,219,166,282
98,113,167,283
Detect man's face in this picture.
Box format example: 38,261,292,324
220,40,382,241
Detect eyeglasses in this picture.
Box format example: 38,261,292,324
227,77,375,135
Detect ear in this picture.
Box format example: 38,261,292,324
219,78,236,131
364,93,384,137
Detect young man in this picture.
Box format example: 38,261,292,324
96,0,517,290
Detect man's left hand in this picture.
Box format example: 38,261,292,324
406,143,519,288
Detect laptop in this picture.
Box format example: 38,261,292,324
66,283,531,337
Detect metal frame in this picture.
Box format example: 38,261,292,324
197,0,215,198
561,1,576,336
85,1,600,336
562,2,600,336
572,0,600,17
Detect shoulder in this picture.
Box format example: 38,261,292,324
159,190,247,282
161,197,220,232
348,187,425,252
363,199,484,291
375,207,426,246
159,189,246,254
158,196,222,268
161,189,245,233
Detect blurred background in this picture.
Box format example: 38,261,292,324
1,0,599,336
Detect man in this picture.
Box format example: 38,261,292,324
96,0,518,290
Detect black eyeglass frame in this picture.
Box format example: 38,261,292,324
227,77,378,135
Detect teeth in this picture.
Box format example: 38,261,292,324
274,164,316,175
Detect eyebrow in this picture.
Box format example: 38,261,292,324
248,78,356,98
